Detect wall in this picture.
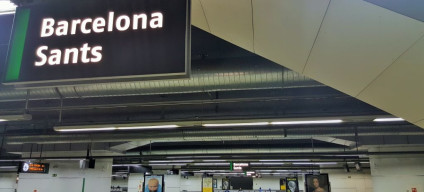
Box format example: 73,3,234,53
112,177,129,188
0,173,16,192
17,159,112,192
128,173,144,192
253,176,280,190
180,175,202,192
165,174,181,192
371,155,424,192
323,169,373,192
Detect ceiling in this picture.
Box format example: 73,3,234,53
0,0,424,175
191,0,424,129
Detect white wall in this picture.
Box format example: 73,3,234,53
17,159,112,192
253,176,280,190
112,177,129,188
128,173,144,192
165,174,181,192
323,169,373,192
0,173,16,192
180,175,202,192
371,155,424,192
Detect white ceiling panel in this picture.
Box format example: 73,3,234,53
191,0,210,32
252,0,330,72
358,35,424,124
200,0,254,52
415,120,424,129
303,0,424,96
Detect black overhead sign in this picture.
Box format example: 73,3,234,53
19,162,49,174
4,0,190,87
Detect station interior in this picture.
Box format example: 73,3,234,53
0,0,424,192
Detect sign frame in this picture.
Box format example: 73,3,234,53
3,0,191,88
18,162,50,174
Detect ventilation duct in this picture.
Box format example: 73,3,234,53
0,58,321,102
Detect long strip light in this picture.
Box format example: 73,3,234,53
117,125,179,130
271,120,343,125
0,166,18,169
54,118,346,132
55,125,179,132
193,163,230,166
202,160,227,162
112,164,142,167
259,159,310,162
0,114,32,122
250,162,285,165
149,163,187,166
292,162,338,165
57,127,116,132
149,160,194,163
373,118,404,122
203,122,269,127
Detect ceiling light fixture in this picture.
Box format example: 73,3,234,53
203,122,269,127
0,114,32,122
54,124,179,132
149,160,194,163
0,166,18,169
117,125,179,130
54,117,348,132
373,118,404,122
112,164,142,167
193,163,230,166
56,127,116,132
292,162,338,165
148,163,187,166
270,120,343,125
250,162,285,165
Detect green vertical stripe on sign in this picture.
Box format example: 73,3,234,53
82,178,85,192
5,8,30,82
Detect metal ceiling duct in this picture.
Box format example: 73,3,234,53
6,125,424,145
0,58,321,102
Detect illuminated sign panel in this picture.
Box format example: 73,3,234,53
233,163,249,170
19,162,49,174
4,0,190,86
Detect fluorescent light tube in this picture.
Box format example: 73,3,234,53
292,162,337,165
56,127,117,132
166,156,194,159
271,120,342,125
149,163,187,166
193,163,230,166
55,124,179,132
117,125,179,130
373,118,404,122
112,164,141,166
0,166,18,169
203,122,269,127
202,160,227,162
259,159,310,162
149,160,194,163
0,114,32,122
250,162,285,165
